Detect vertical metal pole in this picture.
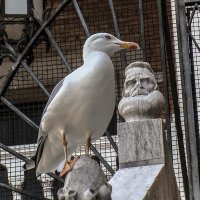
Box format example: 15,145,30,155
108,0,127,118
158,0,191,199
108,0,127,67
156,0,173,158
72,0,90,37
177,0,200,199
187,7,200,177
139,0,147,61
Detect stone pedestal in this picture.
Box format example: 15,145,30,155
110,119,181,200
118,119,164,168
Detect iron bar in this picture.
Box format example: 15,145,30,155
22,61,50,96
0,142,30,163
188,32,200,52
4,42,50,97
185,0,200,6
108,0,127,67
108,0,127,125
0,142,64,183
91,145,115,176
161,1,190,199
177,0,200,199
108,0,120,39
187,7,200,181
105,131,118,153
156,0,172,157
1,96,39,131
139,0,147,61
0,183,43,200
188,3,199,25
72,0,90,37
33,10,72,73
0,0,72,96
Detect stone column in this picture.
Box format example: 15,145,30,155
118,119,164,169
110,62,181,200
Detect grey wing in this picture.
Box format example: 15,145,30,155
37,78,65,142
42,78,65,116
35,78,65,172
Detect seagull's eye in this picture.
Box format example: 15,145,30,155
104,35,112,40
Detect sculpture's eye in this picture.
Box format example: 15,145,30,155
104,35,112,40
126,80,136,88
141,78,155,91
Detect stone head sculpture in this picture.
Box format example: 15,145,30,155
118,61,165,122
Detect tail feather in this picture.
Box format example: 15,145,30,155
23,133,47,177
35,135,48,172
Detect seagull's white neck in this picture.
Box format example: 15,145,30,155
83,50,111,64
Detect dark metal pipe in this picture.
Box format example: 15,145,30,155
1,97,39,131
108,0,127,68
139,0,147,61
163,0,190,198
0,142,64,183
4,42,50,97
105,131,118,153
33,10,72,73
176,0,200,198
91,145,115,175
156,0,173,160
186,8,200,182
22,61,50,96
108,0,127,124
0,142,30,163
108,0,120,39
72,0,90,37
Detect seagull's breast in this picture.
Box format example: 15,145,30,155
42,52,115,145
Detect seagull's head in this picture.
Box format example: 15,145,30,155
83,33,140,59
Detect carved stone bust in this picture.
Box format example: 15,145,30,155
118,61,165,122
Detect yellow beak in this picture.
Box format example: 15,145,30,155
119,41,140,50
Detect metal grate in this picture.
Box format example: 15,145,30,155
187,3,200,173
0,0,194,199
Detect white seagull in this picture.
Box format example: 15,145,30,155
33,33,139,177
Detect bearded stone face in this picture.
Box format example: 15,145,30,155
118,62,165,122
123,67,157,97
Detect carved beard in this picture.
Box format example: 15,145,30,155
118,90,165,122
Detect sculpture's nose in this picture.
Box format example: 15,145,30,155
133,79,141,91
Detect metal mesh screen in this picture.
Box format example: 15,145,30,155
186,2,200,182
165,0,187,198
0,0,189,199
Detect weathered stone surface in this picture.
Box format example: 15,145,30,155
109,164,181,200
118,119,164,168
